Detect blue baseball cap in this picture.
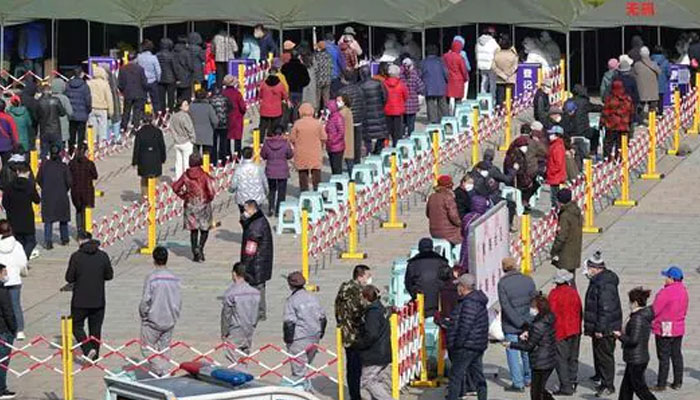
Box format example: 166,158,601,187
661,265,684,281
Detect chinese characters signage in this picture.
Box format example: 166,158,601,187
626,1,656,17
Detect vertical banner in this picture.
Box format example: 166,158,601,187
468,202,509,309
665,64,690,107
515,63,540,98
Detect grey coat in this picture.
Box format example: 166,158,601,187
221,281,260,340
284,288,326,342
168,110,195,145
139,269,182,331
634,57,662,102
189,100,219,147
50,79,74,142
497,271,536,334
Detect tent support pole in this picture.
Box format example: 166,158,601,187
421,26,426,59
621,26,625,53
511,25,515,45
440,27,444,54
279,24,284,55
474,24,478,91
566,31,570,92
139,26,143,43
164,24,167,38
595,29,599,89
103,23,107,54
581,31,585,86
312,27,317,49
227,22,230,36
369,26,373,58
1,22,4,74
657,26,661,46
87,20,91,59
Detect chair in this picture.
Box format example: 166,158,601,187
476,93,494,116
431,238,452,264
298,191,325,222
455,103,478,132
424,124,445,144
441,116,460,138
329,174,350,203
276,200,301,235
396,138,417,165
389,258,412,307
411,131,431,154
364,155,386,176
352,164,378,188
501,186,525,216
380,147,398,172
317,182,340,213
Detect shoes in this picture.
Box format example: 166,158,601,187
552,390,574,396
44,242,53,250
595,387,615,397
0,390,17,399
670,383,682,390
60,239,69,246
15,332,25,341
459,392,477,399
504,385,525,393
193,250,202,263
86,349,98,361
590,375,601,383
29,249,39,260
199,248,206,262
649,385,666,392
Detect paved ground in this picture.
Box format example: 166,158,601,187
4,106,700,400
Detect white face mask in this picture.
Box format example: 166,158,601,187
465,183,474,191
549,134,557,141
479,170,489,178
337,100,345,109
365,276,373,286
629,302,638,311
519,146,528,153
529,307,539,317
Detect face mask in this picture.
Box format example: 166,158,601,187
365,276,373,285
629,302,637,311
0,276,7,284
529,307,539,317
337,100,345,109
519,146,528,153
465,184,474,191
549,134,557,141
242,210,252,219
479,170,488,178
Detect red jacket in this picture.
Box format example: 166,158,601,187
548,284,582,341
443,40,468,99
383,77,409,116
171,166,215,205
602,80,634,133
222,87,247,140
258,75,288,118
546,137,566,185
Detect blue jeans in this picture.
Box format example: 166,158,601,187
505,333,532,388
44,221,69,245
7,286,23,332
109,121,122,142
0,332,13,391
447,348,487,400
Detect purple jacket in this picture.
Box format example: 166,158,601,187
261,136,293,179
401,66,425,115
652,281,688,337
325,100,346,153
458,195,491,272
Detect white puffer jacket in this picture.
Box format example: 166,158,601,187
0,236,28,287
476,34,500,71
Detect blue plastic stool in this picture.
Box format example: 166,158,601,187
455,103,478,132
424,124,445,144
451,243,462,267
408,246,419,259
316,182,340,213
431,238,452,264
411,131,431,154
329,174,350,203
476,93,494,116
425,317,440,365
352,164,378,188
396,138,417,165
380,147,398,172
364,155,385,176
276,200,302,235
441,116,459,138
298,191,325,222
389,258,412,307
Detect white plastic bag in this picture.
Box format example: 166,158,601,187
489,310,505,341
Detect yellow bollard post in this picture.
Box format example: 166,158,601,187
614,135,638,208
559,59,566,102
253,128,261,163
519,214,532,275
537,66,544,88
301,210,317,291
431,130,439,186
193,82,202,93
390,312,400,400
382,154,406,229
85,207,92,234
203,152,211,173
582,158,602,233
122,51,129,66
238,64,246,97
340,181,367,260
61,317,68,400
67,316,74,400
30,140,42,223
139,177,157,254
87,126,104,197
436,328,446,382
641,110,664,180
689,73,700,134
668,89,681,155
471,108,480,166
268,52,274,66
499,86,513,151
336,328,345,400
411,293,438,387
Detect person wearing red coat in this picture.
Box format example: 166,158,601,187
548,269,583,396
383,64,409,146
546,126,567,208
258,71,288,137
443,39,468,112
222,75,248,156
602,79,635,160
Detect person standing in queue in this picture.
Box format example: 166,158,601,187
221,262,260,371
68,144,98,237
548,269,582,395
354,285,392,400
239,200,273,321
37,145,71,249
0,263,18,399
132,113,167,198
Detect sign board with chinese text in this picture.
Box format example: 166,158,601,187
468,201,509,310
664,64,690,107
516,63,540,98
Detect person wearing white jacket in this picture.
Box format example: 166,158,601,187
0,220,28,341
476,28,500,97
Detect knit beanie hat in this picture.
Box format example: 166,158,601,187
388,64,401,77
556,188,572,204
586,250,605,269
287,271,306,288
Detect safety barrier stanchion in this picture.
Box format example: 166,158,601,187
519,213,532,275
238,64,246,98
203,152,211,173
30,138,42,223
382,153,406,229
471,108,479,166
614,135,638,208
689,73,700,135
61,316,68,400
253,128,261,163
336,327,345,400
390,312,400,400
87,125,104,198
340,181,367,260
559,59,566,100
122,51,129,65
499,86,512,151
432,130,439,185
668,89,681,155
61,316,74,400
642,110,664,180
139,177,157,254
436,327,445,381
582,158,602,233
537,66,544,88
411,293,437,387
301,210,317,290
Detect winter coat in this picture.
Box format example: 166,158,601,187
173,42,194,88
0,287,16,335
139,268,182,332
569,86,603,137
361,78,387,140
504,136,533,190
283,288,326,343
240,210,273,286
230,159,268,205
534,88,551,125
443,41,468,99
168,110,195,145
426,187,462,244
325,100,346,153
289,103,326,170
261,136,293,179
584,269,623,336
1,177,40,234
258,32,278,60
104,69,122,122
241,36,261,61
0,236,27,287
498,270,536,334
19,80,39,124
259,75,288,118
65,240,113,309
652,281,688,337
209,93,231,130
446,290,489,351
118,62,148,100
458,195,490,272
383,77,409,116
354,300,392,366
493,47,519,84
603,80,635,133
527,137,548,178
132,124,167,178
136,51,162,84
618,306,654,364
88,66,114,115
548,283,582,341
405,251,449,316
190,100,219,147
550,202,582,271
510,312,557,370
157,38,177,85
281,58,311,94
222,87,247,140
37,158,71,223
64,77,92,122
6,106,32,152
212,34,238,63
314,51,333,88
335,279,364,347
0,111,18,153
600,69,617,99
325,41,346,79
172,166,215,206
36,94,66,143
421,55,449,97
188,32,206,83
68,156,98,209
220,280,260,340
634,56,662,102
615,72,640,105
651,54,671,95
476,34,500,71
401,66,424,115
340,107,354,160
546,137,566,185
50,79,73,142
454,186,471,219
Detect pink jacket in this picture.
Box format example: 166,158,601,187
652,282,688,337
325,100,346,153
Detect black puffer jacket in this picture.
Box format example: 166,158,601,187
446,290,489,352
584,269,623,336
157,38,176,84
118,62,148,100
65,240,113,309
620,306,654,365
240,210,273,286
1,176,40,235
360,78,386,140
533,88,550,124
511,311,557,370
338,82,367,125
569,85,603,137
354,300,392,366
174,41,193,89
405,251,449,317
281,58,310,94
36,93,66,143
188,32,206,83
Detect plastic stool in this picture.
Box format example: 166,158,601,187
424,124,445,144
451,243,462,266
329,174,350,203
389,258,412,307
380,147,398,172
396,138,417,165
408,246,419,259
411,131,431,154
276,200,301,235
352,164,378,188
441,116,460,138
431,238,452,264
317,182,340,213
364,155,385,176
501,186,524,216
298,191,325,221
455,103,478,132
476,93,494,116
